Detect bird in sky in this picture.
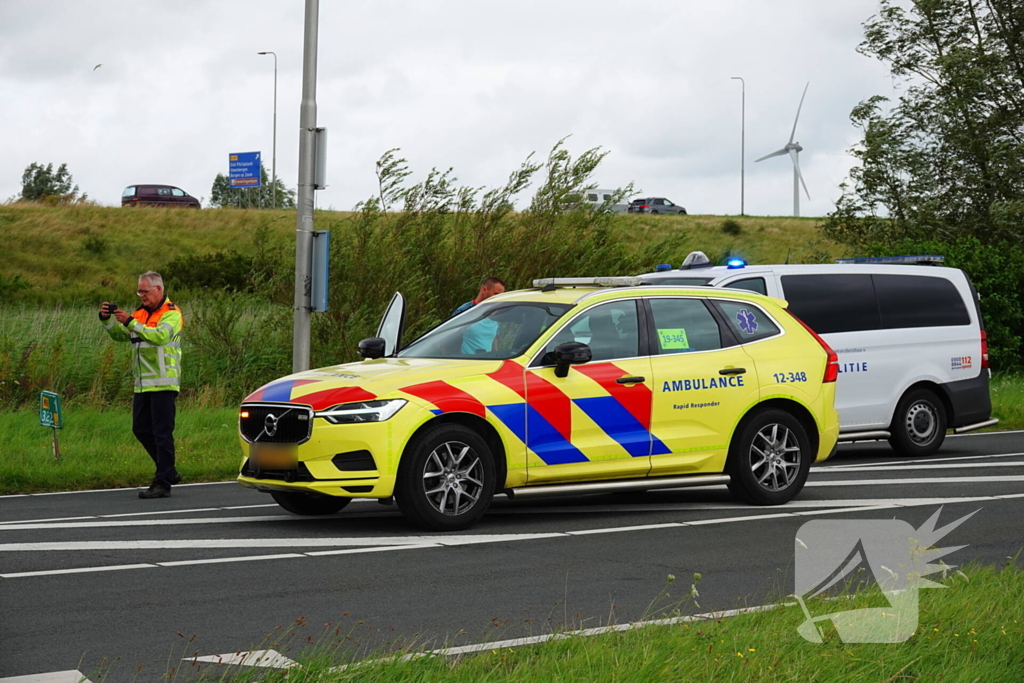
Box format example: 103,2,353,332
93,64,102,71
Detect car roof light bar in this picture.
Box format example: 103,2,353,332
533,277,645,289
834,255,944,265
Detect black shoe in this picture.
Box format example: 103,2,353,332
139,482,171,499
170,472,183,486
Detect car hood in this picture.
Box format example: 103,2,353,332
242,357,509,411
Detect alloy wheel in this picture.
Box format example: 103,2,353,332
422,441,485,516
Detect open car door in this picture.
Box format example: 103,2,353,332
377,292,406,357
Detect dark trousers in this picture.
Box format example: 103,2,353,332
132,391,178,487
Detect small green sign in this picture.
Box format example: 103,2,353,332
40,391,63,429
658,328,690,350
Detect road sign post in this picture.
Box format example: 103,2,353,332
39,391,63,459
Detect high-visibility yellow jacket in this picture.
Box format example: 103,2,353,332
103,298,184,393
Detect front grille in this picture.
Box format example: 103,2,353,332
241,459,317,482
240,403,313,444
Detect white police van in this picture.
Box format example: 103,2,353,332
638,253,997,456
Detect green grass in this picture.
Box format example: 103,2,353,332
990,373,1024,432
0,405,240,493
151,562,1024,681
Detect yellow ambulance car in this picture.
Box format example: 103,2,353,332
238,278,840,530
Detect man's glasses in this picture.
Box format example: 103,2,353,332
137,287,155,296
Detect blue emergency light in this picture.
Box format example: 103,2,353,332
655,263,673,271
726,258,747,269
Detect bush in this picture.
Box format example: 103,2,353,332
720,219,743,236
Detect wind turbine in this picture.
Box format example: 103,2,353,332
757,82,810,217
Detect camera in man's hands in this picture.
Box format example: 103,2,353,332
107,303,119,316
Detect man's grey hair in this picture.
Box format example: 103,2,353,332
139,271,164,288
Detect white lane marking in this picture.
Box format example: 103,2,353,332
0,515,301,531
307,544,441,557
158,553,305,567
2,564,156,579
0,504,279,526
8,493,1022,579
0,534,563,552
567,523,682,536
190,649,298,669
815,461,1024,472
807,475,1024,486
0,481,236,499
825,451,1024,469
0,671,93,683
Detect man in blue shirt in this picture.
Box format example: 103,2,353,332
452,277,506,355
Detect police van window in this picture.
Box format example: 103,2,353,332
780,274,881,334
722,277,766,295
400,302,570,360
648,298,721,354
716,300,780,343
587,193,598,202
541,300,640,363
873,274,970,328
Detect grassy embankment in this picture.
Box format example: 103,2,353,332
0,204,1017,494
131,563,1022,681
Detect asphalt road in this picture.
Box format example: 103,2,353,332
1,430,1022,680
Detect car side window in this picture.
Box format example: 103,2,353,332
780,274,881,334
653,198,665,206
723,277,767,295
157,188,171,196
716,301,781,343
541,300,640,363
171,188,185,197
121,186,136,197
873,274,970,328
648,298,721,354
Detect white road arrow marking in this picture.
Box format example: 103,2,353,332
189,649,297,669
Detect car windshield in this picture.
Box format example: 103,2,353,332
399,301,572,360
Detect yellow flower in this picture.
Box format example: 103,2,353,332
748,648,756,652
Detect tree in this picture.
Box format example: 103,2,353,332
209,163,296,209
823,0,1024,369
823,0,1024,250
20,162,84,203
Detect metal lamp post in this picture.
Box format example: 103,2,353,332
731,76,745,216
257,51,278,209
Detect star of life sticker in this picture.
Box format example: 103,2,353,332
736,309,758,335
792,507,977,643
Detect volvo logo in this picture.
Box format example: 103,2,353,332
264,413,279,437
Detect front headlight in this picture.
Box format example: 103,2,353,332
315,399,407,424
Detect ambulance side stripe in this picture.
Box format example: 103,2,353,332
573,396,652,458
574,363,653,430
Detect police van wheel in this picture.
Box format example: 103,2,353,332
271,491,350,516
889,388,947,456
396,424,496,531
727,409,812,506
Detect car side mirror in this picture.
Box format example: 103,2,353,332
553,341,592,378
358,337,386,359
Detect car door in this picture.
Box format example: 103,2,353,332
525,299,654,484
645,296,760,476
651,198,666,213
171,187,188,206
156,187,173,206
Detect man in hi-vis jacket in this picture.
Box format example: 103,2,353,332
100,271,184,499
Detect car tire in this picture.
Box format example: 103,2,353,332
271,491,350,515
678,209,687,215
395,423,496,531
888,388,947,456
650,210,659,215
727,408,812,505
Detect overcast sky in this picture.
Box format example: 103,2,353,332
0,0,896,217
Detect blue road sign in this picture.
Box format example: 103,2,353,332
229,151,262,188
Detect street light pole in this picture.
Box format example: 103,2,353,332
292,0,319,372
257,51,278,210
731,76,745,216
